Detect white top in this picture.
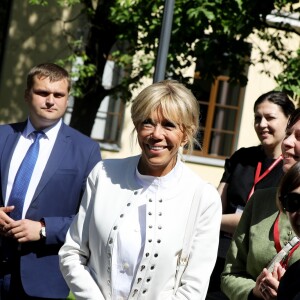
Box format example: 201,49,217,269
59,155,222,300
111,161,182,299
6,119,61,218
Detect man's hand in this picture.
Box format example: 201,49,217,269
0,206,15,236
3,219,43,243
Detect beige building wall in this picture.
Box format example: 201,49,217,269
0,2,82,124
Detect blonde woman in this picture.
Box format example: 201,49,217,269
59,80,222,299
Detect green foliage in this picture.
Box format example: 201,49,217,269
66,291,75,299
29,0,300,101
57,53,97,98
56,0,81,6
29,0,48,6
29,0,81,6
275,49,300,104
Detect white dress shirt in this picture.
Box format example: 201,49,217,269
5,119,61,218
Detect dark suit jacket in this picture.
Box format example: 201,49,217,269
0,121,101,298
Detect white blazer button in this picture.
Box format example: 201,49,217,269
123,262,130,270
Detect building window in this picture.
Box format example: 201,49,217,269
191,75,245,160
64,52,126,151
90,94,125,151
64,94,125,151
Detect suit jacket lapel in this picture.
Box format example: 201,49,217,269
31,124,71,203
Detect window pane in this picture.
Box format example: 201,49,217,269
216,81,241,106
191,75,244,159
194,129,204,151
192,77,211,102
213,107,237,131
199,105,208,131
209,132,235,157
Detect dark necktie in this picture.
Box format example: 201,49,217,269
8,131,44,220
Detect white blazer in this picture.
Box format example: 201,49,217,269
59,155,222,299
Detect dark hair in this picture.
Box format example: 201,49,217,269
277,161,300,211
286,107,300,130
254,91,295,118
26,63,71,92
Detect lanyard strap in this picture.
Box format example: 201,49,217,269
273,212,300,268
274,212,282,253
247,155,283,201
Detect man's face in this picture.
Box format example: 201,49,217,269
25,75,69,130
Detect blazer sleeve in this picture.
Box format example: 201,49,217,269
171,184,222,300
79,140,102,192
59,163,105,300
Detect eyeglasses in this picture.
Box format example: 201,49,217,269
280,193,300,213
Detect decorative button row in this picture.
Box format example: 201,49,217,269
131,288,148,297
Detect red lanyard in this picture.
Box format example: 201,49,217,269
247,155,283,201
273,212,300,268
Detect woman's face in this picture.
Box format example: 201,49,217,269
136,108,187,177
282,120,300,173
254,100,289,150
286,187,300,237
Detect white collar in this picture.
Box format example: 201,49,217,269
24,118,62,140
135,158,183,194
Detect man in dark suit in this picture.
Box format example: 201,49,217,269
0,63,101,299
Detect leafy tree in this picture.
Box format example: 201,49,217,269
29,0,300,135
275,48,300,103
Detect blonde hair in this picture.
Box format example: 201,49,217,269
131,80,200,153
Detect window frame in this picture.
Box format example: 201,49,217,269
189,75,245,161
64,94,125,151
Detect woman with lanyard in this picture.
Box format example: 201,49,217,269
221,107,300,300
207,91,295,297
219,91,295,235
